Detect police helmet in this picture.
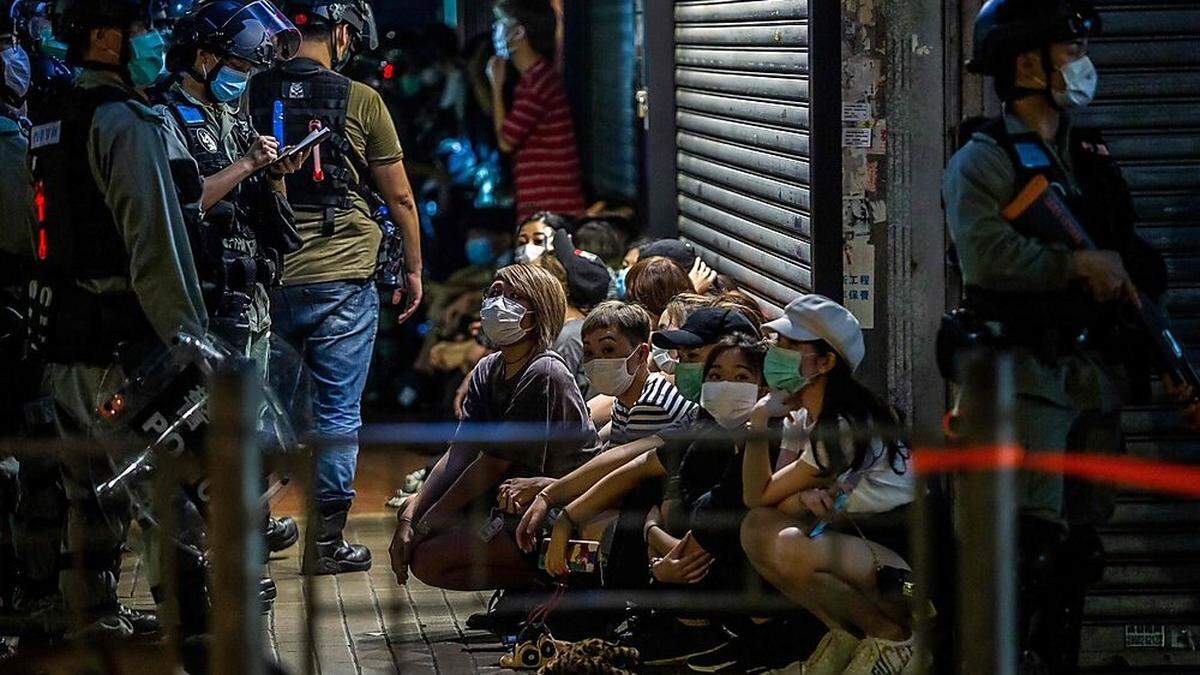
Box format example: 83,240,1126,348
282,0,377,52
968,0,1100,76
168,0,299,71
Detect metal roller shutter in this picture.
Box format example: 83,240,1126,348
1075,2,1200,671
673,0,814,315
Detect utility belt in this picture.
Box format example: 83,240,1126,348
937,289,1093,382
27,279,157,366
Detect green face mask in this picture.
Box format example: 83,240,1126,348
126,30,165,87
764,346,812,394
674,361,704,402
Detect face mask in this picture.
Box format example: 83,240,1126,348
651,346,677,374
1054,55,1097,110
1,46,31,102
209,64,249,103
674,361,703,402
583,351,639,397
515,242,546,264
764,346,815,394
701,381,761,430
127,30,166,87
615,267,629,299
466,237,494,266
480,295,528,346
39,27,69,60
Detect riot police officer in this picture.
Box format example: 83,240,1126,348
249,0,423,576
28,0,206,638
0,1,40,616
156,0,307,556
944,0,1174,669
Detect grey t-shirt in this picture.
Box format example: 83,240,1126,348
460,350,600,478
553,318,588,399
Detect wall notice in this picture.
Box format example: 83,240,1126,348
844,241,875,329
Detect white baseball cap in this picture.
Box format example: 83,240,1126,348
763,295,866,372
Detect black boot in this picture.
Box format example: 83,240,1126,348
265,516,299,553
300,500,371,575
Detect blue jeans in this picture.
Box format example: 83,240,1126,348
271,281,379,505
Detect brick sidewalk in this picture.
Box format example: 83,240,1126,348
119,514,518,674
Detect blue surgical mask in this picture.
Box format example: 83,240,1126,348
127,30,166,87
39,27,69,60
209,65,249,103
2,46,31,102
465,237,494,266
615,267,629,299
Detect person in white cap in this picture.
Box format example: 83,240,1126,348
739,294,921,675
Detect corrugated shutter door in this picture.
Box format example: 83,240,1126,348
674,0,812,315
1076,2,1200,671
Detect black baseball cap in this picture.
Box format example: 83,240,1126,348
553,231,611,309
652,307,758,349
641,239,697,272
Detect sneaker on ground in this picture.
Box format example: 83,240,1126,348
614,613,729,667
766,628,859,675
841,634,917,675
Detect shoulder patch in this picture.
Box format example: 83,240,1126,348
29,121,62,150
1012,140,1053,171
173,103,207,127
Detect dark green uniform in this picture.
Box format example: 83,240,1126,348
33,69,206,613
944,111,1166,525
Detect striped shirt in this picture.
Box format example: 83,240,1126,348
501,58,586,222
609,374,698,446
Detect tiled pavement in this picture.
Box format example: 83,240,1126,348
119,514,520,674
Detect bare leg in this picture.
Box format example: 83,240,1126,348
741,507,909,640
410,526,535,591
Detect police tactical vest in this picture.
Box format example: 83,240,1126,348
31,85,137,281
157,89,264,304
249,57,352,235
26,84,156,364
965,118,1167,333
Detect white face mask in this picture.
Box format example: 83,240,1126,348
651,345,678,374
1054,55,1097,110
583,350,641,396
480,295,529,346
700,381,761,429
515,242,546,264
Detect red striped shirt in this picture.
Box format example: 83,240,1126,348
502,59,586,221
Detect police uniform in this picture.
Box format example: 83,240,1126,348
154,82,297,376
0,86,62,610
943,113,1156,525
945,1,1169,668
30,67,206,614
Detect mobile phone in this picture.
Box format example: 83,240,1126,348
537,538,600,574
808,491,850,539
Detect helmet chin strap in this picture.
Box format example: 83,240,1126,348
1004,44,1065,112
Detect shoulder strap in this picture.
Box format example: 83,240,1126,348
974,116,1061,188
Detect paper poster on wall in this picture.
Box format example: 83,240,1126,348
842,127,873,148
843,242,875,329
